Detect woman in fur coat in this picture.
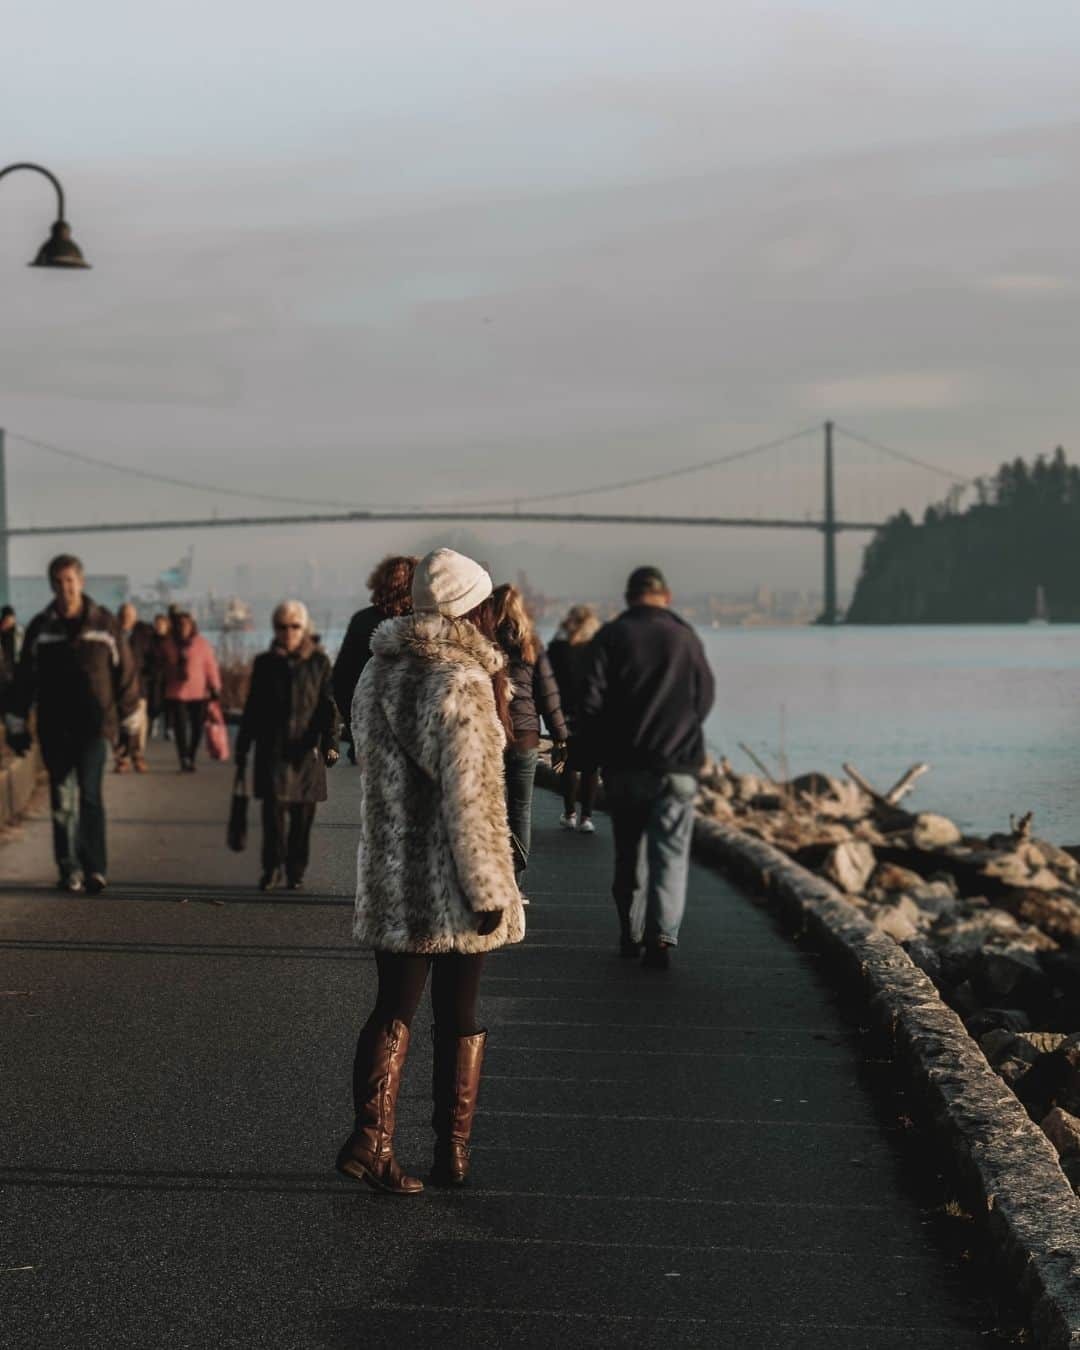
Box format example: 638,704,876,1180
337,548,526,1196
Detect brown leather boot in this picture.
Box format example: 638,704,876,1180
336,1019,423,1195
430,1029,487,1186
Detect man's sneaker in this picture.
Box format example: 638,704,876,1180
259,869,283,892
59,873,85,894
577,816,596,834
559,810,578,830
132,755,148,774
642,941,673,971
86,873,108,896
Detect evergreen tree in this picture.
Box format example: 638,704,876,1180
846,449,1080,622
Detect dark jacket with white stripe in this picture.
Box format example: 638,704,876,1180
10,597,140,758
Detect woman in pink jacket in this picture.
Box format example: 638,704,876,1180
160,609,222,772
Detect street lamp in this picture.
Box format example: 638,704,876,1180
0,162,91,268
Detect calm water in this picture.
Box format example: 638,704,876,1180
697,625,1079,843
236,622,1080,843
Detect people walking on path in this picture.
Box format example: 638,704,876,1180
4,554,140,894
234,600,339,892
337,547,525,1196
332,555,419,763
160,609,222,772
491,582,568,878
547,603,602,833
113,603,155,774
579,565,714,969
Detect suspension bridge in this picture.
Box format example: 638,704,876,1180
0,422,968,624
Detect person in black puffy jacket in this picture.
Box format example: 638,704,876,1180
491,584,568,880
547,604,602,832
332,555,418,762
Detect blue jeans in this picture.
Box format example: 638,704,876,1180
46,737,108,880
504,747,539,879
604,769,697,946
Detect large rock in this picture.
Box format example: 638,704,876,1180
1041,1106,1080,1158
873,862,924,894
979,1028,1043,1069
1015,1033,1080,1118
908,881,961,919
870,897,922,943
977,944,1045,996
912,813,962,849
823,840,876,895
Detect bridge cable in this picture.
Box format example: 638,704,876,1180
442,425,821,511
834,425,970,485
8,423,821,516
5,430,416,513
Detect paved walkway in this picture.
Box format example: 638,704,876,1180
1,742,1019,1348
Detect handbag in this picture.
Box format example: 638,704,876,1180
227,769,249,852
204,701,229,762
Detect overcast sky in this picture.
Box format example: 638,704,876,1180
3,1,1079,605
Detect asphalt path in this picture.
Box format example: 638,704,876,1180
0,741,1022,1348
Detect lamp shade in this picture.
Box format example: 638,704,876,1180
31,219,91,269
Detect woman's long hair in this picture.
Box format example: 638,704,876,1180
367,555,419,617
491,583,540,664
460,596,513,741
561,604,600,646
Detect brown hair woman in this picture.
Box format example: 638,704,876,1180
490,583,568,879
331,555,420,760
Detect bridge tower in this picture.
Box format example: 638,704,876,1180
821,420,838,625
0,429,9,609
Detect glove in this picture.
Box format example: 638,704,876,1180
551,741,569,773
5,716,31,757
324,748,340,768
475,910,501,936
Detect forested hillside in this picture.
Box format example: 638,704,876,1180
847,448,1080,623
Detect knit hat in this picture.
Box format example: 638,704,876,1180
412,548,493,618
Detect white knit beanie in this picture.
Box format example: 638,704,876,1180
412,548,493,618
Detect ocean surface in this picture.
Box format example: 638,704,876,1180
235,622,1080,843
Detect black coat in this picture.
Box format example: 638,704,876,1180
11,597,140,758
546,636,594,723
236,642,337,803
579,605,715,776
505,644,568,750
332,605,385,727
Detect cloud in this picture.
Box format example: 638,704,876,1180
798,373,979,413
978,272,1075,296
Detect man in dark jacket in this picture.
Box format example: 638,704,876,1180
6,555,141,894
578,565,715,968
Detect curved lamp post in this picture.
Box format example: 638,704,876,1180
0,162,91,268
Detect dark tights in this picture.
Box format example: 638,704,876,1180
364,950,485,1037
563,768,600,820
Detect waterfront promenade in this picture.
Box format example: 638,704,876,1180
1,744,1018,1347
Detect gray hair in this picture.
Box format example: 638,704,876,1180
272,599,311,633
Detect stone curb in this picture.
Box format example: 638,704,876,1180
0,743,45,829
692,816,1080,1350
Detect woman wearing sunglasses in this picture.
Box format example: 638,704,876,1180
235,600,338,891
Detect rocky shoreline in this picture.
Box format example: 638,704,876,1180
697,757,1080,1196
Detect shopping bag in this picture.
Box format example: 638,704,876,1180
205,701,230,762
227,770,249,852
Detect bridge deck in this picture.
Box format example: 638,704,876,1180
0,742,1017,1347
